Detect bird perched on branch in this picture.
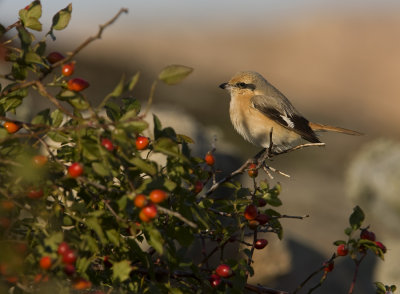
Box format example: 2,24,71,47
220,71,362,153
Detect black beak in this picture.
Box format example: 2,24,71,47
219,82,228,89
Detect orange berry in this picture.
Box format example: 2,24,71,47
72,278,92,290
244,204,258,220
39,256,52,270
134,194,147,208
136,136,149,150
247,163,258,178
61,62,75,77
33,155,48,167
4,121,20,134
67,78,89,92
1,200,14,211
139,210,151,222
204,153,215,166
149,189,167,204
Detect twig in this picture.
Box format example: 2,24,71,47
246,229,258,280
34,81,76,118
51,8,129,69
156,205,197,229
4,20,21,33
348,253,366,294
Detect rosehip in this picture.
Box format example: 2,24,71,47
375,241,387,253
205,153,215,166
61,62,75,77
27,188,44,199
209,274,221,288
134,194,147,208
103,256,113,268
64,264,75,276
4,121,20,134
33,155,48,167
149,189,167,204
62,250,77,265
323,261,334,272
142,204,157,219
101,138,115,151
194,181,203,194
136,136,149,150
67,78,90,92
257,198,267,207
254,239,268,249
255,213,270,225
39,256,52,270
46,52,64,64
1,200,14,211
247,163,258,178
360,229,376,241
215,264,232,278
72,278,91,290
244,204,258,220
336,244,349,256
57,242,70,256
68,162,83,178
139,210,151,222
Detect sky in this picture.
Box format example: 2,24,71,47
1,0,399,34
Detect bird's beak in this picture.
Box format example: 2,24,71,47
219,82,230,89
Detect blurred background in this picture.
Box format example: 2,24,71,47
1,0,400,292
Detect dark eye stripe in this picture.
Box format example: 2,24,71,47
236,82,256,90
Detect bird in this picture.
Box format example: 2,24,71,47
219,71,362,153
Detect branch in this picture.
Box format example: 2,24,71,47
51,8,129,69
157,205,197,229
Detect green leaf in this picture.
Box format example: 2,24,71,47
108,73,125,98
11,62,28,80
118,120,148,134
130,157,157,176
76,257,91,275
146,225,164,254
47,131,69,143
24,17,42,31
122,97,141,114
106,229,120,246
43,232,63,251
105,101,121,122
120,109,139,122
34,41,46,56
349,205,365,230
153,137,188,162
51,3,72,30
25,51,48,67
112,260,132,282
92,162,111,177
128,71,140,91
153,114,162,139
27,1,42,19
86,217,107,244
16,26,32,47
50,109,64,127
31,108,50,125
158,64,193,85
176,134,194,144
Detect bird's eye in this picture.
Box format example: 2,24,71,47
236,82,255,90
236,82,247,88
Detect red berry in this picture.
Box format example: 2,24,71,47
244,204,258,220
360,229,376,241
33,155,48,167
194,181,203,194
57,242,70,256
101,138,115,151
39,256,52,270
247,163,258,178
209,274,221,288
215,264,232,278
205,153,215,166
255,213,270,225
134,194,147,208
61,62,75,77
149,189,167,204
323,261,334,272
375,241,387,253
142,204,157,219
254,239,268,249
67,78,90,92
72,278,91,290
27,188,44,199
62,250,77,265
257,198,267,207
336,244,349,256
139,210,151,222
4,121,20,134
68,162,83,178
135,136,149,150
103,256,113,268
64,264,75,276
46,52,64,64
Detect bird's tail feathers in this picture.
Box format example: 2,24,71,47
309,122,363,136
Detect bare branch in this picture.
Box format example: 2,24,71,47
157,205,197,229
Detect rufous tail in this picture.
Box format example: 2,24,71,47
309,122,363,136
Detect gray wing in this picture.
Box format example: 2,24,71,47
250,94,320,143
